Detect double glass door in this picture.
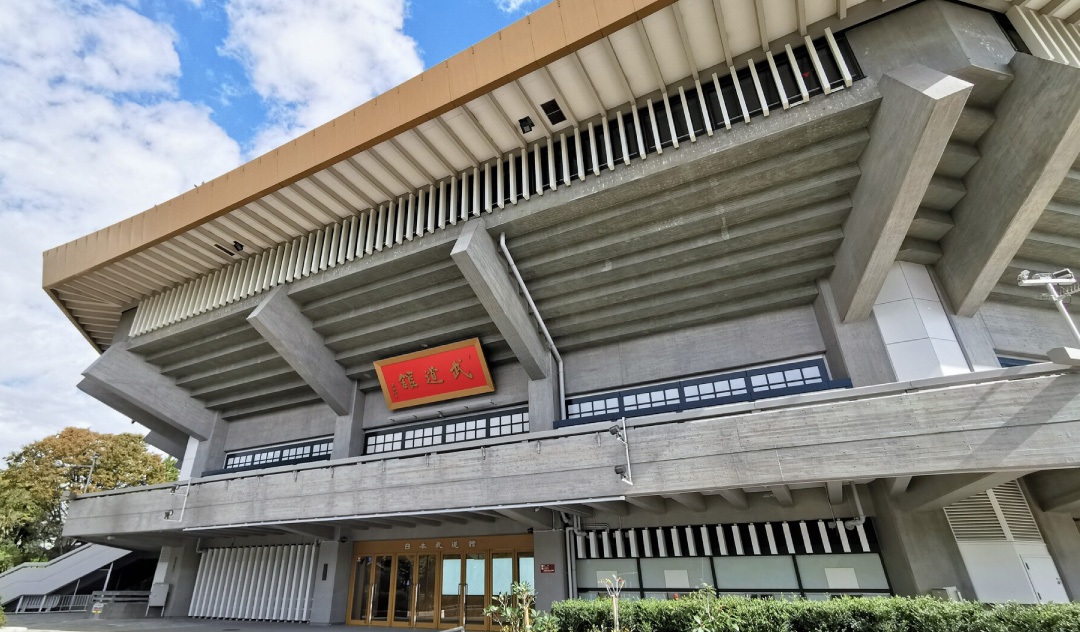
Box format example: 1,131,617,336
347,536,533,630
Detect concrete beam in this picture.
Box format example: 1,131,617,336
143,430,186,460
495,508,552,530
887,476,913,497
248,286,355,415
451,219,551,380
938,54,1080,315
277,524,337,540
81,345,217,441
1026,469,1080,514
768,485,794,507
897,471,1028,512
585,501,631,516
668,492,708,512
832,65,971,322
827,481,845,505
626,496,667,513
714,489,749,510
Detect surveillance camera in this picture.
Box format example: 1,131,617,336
609,425,621,436
339,537,348,544
614,465,626,476
163,510,174,519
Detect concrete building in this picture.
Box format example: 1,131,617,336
44,0,1080,624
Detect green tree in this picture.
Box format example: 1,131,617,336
0,427,177,570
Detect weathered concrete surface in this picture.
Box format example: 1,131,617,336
939,54,1080,316
813,279,895,387
64,369,1080,538
832,65,970,322
895,472,1028,512
1023,476,1080,600
869,479,976,598
451,219,551,381
248,286,356,415
80,343,217,441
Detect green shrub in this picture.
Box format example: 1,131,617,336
550,592,1080,632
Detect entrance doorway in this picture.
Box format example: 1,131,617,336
347,535,533,629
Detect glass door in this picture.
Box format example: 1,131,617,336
393,555,415,626
440,554,462,627
370,555,394,624
348,555,373,625
414,554,438,627
464,553,487,629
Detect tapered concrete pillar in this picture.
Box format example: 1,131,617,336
938,54,1080,315
869,479,976,598
333,387,366,459
831,64,970,322
452,219,559,428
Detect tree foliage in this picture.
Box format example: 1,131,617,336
0,427,177,570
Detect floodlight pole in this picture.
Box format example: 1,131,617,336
1044,283,1080,347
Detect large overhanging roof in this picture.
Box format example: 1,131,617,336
40,0,1063,350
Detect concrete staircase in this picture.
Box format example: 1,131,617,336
0,544,129,607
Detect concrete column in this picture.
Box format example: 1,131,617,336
156,544,202,617
830,64,970,322
869,479,976,598
333,387,366,459
813,278,895,387
310,539,353,625
528,354,559,432
872,262,970,381
1023,478,1080,600
938,53,1080,316
532,530,567,612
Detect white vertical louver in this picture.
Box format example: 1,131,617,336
188,544,319,622
944,481,1043,543
128,37,857,338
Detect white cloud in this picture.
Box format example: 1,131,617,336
0,0,241,457
495,0,539,13
220,0,424,155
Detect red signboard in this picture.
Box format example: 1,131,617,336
540,564,555,574
373,338,495,410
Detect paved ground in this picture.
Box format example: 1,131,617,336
2,613,374,630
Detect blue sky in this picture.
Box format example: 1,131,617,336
0,0,542,457
137,0,532,151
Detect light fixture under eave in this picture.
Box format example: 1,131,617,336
518,116,535,134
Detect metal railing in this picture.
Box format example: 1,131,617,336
13,593,92,613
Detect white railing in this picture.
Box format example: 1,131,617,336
13,593,92,613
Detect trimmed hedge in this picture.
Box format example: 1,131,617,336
551,594,1080,632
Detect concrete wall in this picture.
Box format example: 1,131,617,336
224,402,337,451
869,480,976,598
980,301,1076,360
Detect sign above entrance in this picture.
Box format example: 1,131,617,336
373,338,495,410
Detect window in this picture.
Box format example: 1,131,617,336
364,408,529,456
222,438,334,473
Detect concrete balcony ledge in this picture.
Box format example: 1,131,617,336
74,360,1075,500
63,361,1080,541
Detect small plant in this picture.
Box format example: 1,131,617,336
600,575,626,632
485,581,559,632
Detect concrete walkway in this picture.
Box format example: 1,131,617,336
2,613,374,630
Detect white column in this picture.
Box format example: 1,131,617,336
873,262,970,381
178,436,200,480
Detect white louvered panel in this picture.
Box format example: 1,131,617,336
992,481,1044,542
944,491,1007,542
190,544,318,622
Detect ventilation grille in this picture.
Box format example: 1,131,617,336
944,481,1042,543
994,480,1043,541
